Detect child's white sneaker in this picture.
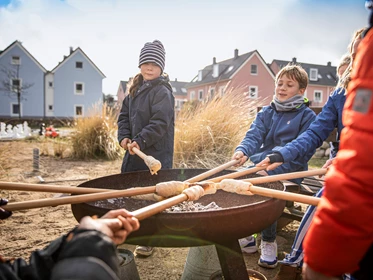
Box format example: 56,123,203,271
258,240,278,268
238,235,257,254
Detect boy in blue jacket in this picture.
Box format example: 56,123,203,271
232,64,316,269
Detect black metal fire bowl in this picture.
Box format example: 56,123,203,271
71,169,285,247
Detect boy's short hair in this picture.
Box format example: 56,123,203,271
275,64,309,90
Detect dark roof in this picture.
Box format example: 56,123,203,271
170,79,188,96
186,50,255,87
272,59,338,86
51,47,105,78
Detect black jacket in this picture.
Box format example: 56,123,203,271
0,229,120,280
117,75,175,173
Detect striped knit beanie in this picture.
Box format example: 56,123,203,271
138,40,166,72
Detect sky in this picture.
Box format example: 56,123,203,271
0,0,369,95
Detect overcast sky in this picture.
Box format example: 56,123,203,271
0,0,368,95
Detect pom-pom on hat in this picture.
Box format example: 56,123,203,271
138,40,166,72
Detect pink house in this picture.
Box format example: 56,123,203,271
116,80,130,107
270,58,337,107
186,49,276,105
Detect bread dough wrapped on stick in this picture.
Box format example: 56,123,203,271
155,181,190,197
219,179,254,195
144,155,162,175
182,185,205,201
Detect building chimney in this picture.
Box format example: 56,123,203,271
175,78,177,82
69,46,73,54
327,61,331,66
292,57,297,63
213,57,216,64
234,49,239,59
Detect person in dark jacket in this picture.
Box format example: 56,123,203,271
0,209,140,280
117,39,174,257
232,64,316,269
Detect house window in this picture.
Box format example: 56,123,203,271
248,86,258,99
210,87,215,99
74,82,84,95
181,88,187,94
251,64,258,75
75,105,84,117
190,91,195,100
11,103,21,116
219,86,225,97
49,82,53,87
172,87,177,93
76,61,83,69
11,79,21,92
310,68,318,81
11,56,21,65
314,90,323,103
198,90,204,100
48,105,53,111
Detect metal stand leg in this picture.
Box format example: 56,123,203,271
215,240,249,280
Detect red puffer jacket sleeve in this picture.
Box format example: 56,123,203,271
303,28,373,277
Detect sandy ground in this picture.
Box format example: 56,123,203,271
0,140,301,280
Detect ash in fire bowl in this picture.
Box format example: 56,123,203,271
91,184,276,213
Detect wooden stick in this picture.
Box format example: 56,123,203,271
132,193,188,220
185,159,241,183
0,182,109,194
249,185,320,206
219,179,320,206
206,166,268,183
2,187,156,212
242,169,327,185
128,144,162,175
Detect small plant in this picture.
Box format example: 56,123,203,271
70,103,123,160
174,89,262,169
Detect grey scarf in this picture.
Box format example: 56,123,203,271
272,95,304,111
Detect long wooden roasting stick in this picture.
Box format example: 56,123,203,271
128,144,162,175
219,179,320,206
184,159,241,183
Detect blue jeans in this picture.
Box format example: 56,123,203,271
261,221,277,242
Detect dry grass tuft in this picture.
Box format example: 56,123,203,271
174,90,263,169
70,103,123,160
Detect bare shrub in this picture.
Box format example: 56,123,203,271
70,103,123,160
174,90,263,169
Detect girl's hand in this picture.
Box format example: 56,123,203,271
232,151,248,167
128,141,140,155
120,138,131,150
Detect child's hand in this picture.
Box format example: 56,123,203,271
79,210,140,245
256,156,283,171
232,151,248,167
322,158,334,169
120,138,131,150
128,141,141,155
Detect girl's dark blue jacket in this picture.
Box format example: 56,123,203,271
236,100,316,183
117,75,175,173
277,88,346,163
